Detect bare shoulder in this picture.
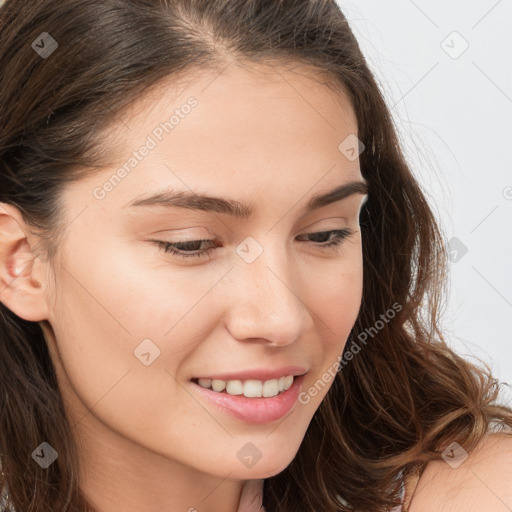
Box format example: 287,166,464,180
409,431,512,512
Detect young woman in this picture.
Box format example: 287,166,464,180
1,1,511,511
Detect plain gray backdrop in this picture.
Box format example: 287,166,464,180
337,0,512,405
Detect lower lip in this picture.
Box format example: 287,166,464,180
189,374,306,424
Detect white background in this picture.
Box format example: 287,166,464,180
337,0,512,405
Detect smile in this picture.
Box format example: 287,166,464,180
189,373,306,424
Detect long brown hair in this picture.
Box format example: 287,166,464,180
1,1,511,511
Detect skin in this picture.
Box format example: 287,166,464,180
408,432,512,512
0,61,367,511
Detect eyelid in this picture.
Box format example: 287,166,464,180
148,226,215,238
149,227,356,261
299,216,349,231
152,216,350,234
147,217,354,246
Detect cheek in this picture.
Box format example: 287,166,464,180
46,241,205,425
48,233,241,397
297,254,363,405
47,260,231,469
309,252,364,340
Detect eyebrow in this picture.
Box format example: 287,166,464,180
126,179,369,219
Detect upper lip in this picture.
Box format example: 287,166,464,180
192,365,308,382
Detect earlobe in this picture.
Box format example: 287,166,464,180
0,202,50,322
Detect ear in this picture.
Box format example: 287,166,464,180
0,202,51,322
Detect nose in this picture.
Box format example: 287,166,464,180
223,243,314,347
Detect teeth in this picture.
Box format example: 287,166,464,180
195,375,295,397
262,379,279,397
226,380,243,395
198,378,212,388
212,379,225,392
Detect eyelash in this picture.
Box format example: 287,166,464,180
150,228,355,260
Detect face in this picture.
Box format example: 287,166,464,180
6,61,367,486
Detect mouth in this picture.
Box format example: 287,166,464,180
189,373,307,424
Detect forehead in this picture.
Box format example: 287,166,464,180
73,60,362,216
100,59,358,160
